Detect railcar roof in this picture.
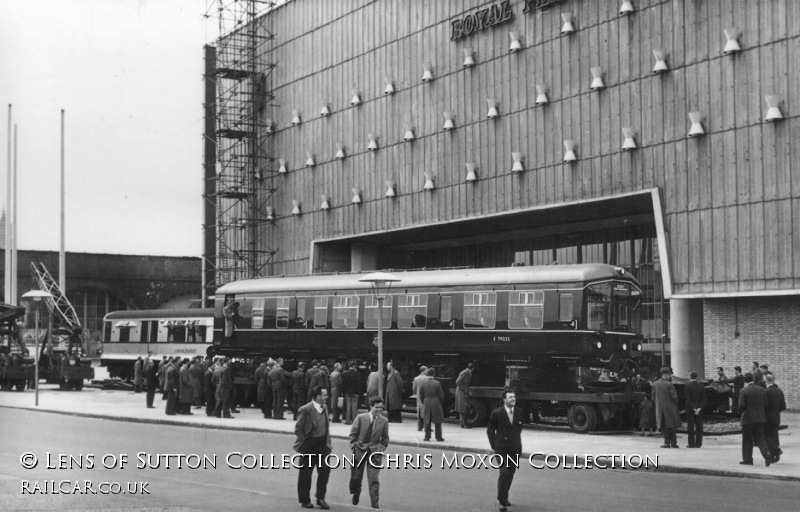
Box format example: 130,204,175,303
104,308,213,320
216,264,638,295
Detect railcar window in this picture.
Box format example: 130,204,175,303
276,297,290,328
559,294,574,323
252,299,265,329
332,295,360,329
364,295,393,328
398,294,427,329
463,292,497,329
508,291,544,329
587,283,612,330
164,320,188,343
314,297,329,328
295,299,307,328
440,296,452,324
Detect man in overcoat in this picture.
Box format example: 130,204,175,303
341,361,362,424
164,357,180,416
255,360,271,418
268,358,287,420
412,365,428,431
178,358,195,415
144,354,158,409
418,367,444,441
329,362,343,423
133,356,143,393
652,366,680,448
294,386,332,509
384,362,404,423
486,389,524,512
456,362,474,428
212,357,233,418
291,362,307,420
764,373,786,462
739,372,772,466
684,371,707,448
348,396,390,508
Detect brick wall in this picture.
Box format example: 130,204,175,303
704,297,800,410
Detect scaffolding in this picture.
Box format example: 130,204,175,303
203,0,278,296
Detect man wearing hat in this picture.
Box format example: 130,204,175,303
652,366,680,448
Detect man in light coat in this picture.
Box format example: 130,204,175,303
456,362,474,428
384,362,404,423
412,365,428,431
418,367,445,442
652,366,680,448
348,396,390,508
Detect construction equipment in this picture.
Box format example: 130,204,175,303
0,303,35,391
30,262,94,390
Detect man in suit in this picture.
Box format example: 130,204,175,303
294,386,332,509
418,367,445,442
269,358,287,420
212,357,234,419
751,361,765,388
144,354,158,409
291,362,308,420
764,373,786,462
739,372,772,466
684,371,707,448
731,366,745,415
652,366,680,448
341,361,362,425
486,389,524,512
348,396,390,508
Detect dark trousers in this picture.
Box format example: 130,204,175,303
262,390,273,418
662,427,677,446
417,414,424,431
293,392,306,419
273,387,285,419
741,423,771,463
495,449,518,503
388,410,402,423
146,384,156,408
179,402,192,414
213,387,231,417
297,437,331,504
459,412,469,427
424,422,443,441
764,422,782,456
686,410,704,447
165,390,178,415
205,388,217,416
350,449,381,507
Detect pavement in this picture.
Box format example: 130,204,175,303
2,376,797,483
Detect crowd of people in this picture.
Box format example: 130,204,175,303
634,362,786,468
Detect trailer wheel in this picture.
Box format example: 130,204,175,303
71,379,84,391
15,381,26,391
567,403,598,434
467,398,489,427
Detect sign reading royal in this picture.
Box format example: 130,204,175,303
450,0,513,41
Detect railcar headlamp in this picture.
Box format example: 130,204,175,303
622,343,627,351
596,341,602,349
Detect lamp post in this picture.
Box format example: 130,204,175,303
358,272,400,398
22,290,52,406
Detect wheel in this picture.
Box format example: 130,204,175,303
0,380,12,391
71,379,84,391
466,398,489,427
59,378,68,391
567,403,598,434
15,381,26,391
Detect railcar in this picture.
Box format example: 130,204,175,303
101,309,214,380
213,264,645,432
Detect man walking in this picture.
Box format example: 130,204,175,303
456,362,474,428
294,386,332,509
652,366,680,448
349,396,389,508
739,372,772,466
486,389,523,512
764,373,786,463
684,371,706,448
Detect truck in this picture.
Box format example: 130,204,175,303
0,303,35,391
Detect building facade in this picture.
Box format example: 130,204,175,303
208,0,800,407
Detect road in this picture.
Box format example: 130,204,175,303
1,409,798,511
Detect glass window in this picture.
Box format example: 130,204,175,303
587,283,611,330
508,291,544,329
332,295,360,329
276,297,290,328
164,320,187,343
559,294,574,322
463,292,497,329
252,299,265,329
364,295,393,328
397,294,427,329
295,299,307,328
314,297,328,328
440,296,452,324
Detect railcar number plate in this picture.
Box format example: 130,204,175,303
492,336,511,343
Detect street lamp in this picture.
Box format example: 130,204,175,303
22,290,52,406
358,272,400,398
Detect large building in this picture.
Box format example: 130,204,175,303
206,0,799,407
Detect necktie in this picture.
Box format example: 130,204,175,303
365,417,373,441
507,408,514,424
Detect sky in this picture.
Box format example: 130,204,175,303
1,0,216,257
